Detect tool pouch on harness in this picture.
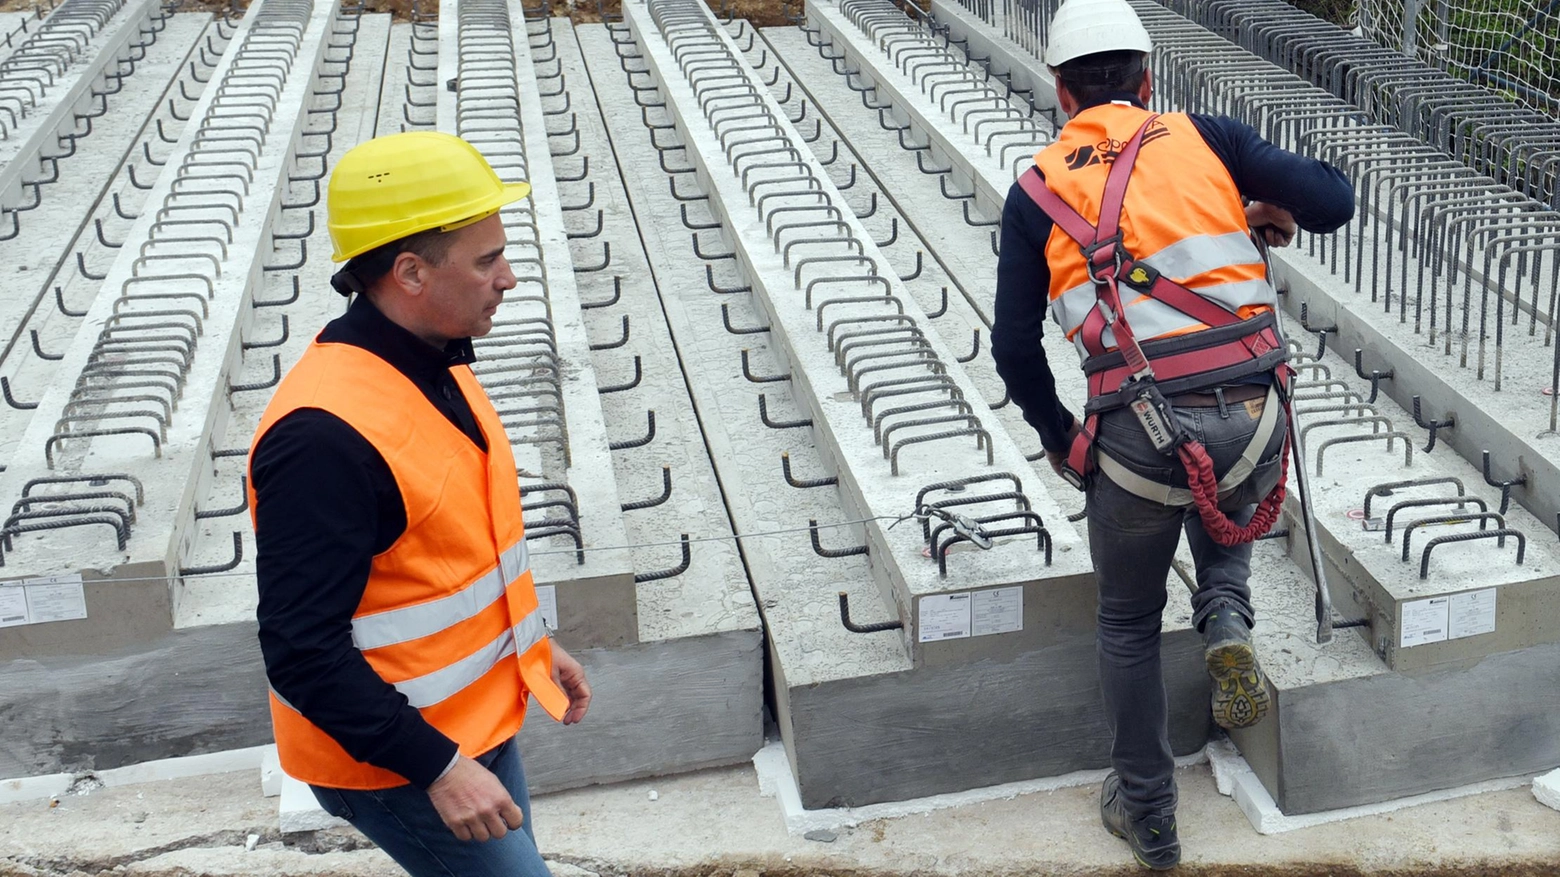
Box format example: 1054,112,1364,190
1018,113,1292,546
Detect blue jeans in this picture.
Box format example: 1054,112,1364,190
1085,393,1285,817
311,739,549,877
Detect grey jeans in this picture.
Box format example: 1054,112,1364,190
1084,390,1286,817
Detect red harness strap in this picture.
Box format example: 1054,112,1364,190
1018,115,1289,546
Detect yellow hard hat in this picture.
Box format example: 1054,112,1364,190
327,131,532,262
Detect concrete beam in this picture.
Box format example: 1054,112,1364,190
438,0,637,649
0,0,160,212
0,0,340,645
626,0,1091,670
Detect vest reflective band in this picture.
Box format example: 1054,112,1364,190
1033,105,1276,359
249,341,570,790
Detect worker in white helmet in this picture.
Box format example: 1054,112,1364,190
991,0,1354,869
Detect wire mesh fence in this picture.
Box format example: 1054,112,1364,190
1354,0,1559,120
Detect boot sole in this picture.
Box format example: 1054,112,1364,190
1207,640,1270,730
1104,824,1180,871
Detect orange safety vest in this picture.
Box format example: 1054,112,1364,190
248,341,570,790
1033,103,1276,360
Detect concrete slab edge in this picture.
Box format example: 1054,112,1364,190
1206,736,1536,834
0,744,270,806
752,740,1207,835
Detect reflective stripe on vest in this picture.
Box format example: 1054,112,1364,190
249,341,570,790
393,610,550,709
1033,106,1276,359
351,541,529,651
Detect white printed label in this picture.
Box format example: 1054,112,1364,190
971,586,1024,637
0,587,28,628
918,593,972,642
1400,595,1450,648
535,585,558,631
1448,588,1497,640
24,574,86,624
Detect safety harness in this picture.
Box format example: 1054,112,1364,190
1018,114,1294,546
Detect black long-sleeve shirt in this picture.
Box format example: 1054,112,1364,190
252,296,489,789
991,96,1356,453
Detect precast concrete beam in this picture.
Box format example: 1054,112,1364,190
0,0,340,651
437,0,636,649
175,9,388,629
804,0,1049,226
512,19,762,795
626,0,1091,670
0,0,162,214
1271,330,1560,673
0,13,213,401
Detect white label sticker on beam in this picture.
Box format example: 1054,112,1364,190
24,574,87,624
0,574,87,628
971,586,1023,636
0,586,27,628
1400,595,1450,648
1448,588,1497,640
918,593,972,641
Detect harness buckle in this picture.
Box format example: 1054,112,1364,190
1058,465,1086,491
1082,234,1125,283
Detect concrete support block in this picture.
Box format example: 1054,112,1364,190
278,774,347,834
260,746,282,798
1533,768,1560,813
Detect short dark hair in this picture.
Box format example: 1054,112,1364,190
1056,50,1147,107
345,225,459,291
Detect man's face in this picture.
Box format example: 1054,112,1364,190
418,213,515,341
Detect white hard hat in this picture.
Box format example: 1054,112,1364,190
1045,0,1153,68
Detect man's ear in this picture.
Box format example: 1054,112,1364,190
1054,76,1079,118
388,250,426,298
1138,67,1153,105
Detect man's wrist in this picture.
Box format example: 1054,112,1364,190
431,751,461,786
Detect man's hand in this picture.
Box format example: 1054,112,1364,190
426,756,523,842
1245,201,1297,248
1045,420,1083,480
551,643,591,725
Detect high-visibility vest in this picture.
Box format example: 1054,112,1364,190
1033,104,1277,360
248,341,570,790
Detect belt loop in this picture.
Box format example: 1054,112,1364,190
1215,387,1230,419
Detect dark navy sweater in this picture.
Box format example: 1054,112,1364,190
991,96,1355,453
252,296,485,789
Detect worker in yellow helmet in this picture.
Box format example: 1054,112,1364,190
248,131,590,877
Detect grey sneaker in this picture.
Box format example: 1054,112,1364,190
1203,606,1270,730
1100,772,1180,871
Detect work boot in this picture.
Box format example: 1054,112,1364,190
1202,603,1270,730
1100,772,1180,871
